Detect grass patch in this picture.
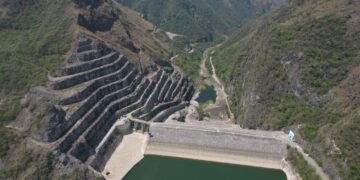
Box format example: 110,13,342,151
212,42,249,82
196,105,210,121
205,1,360,179
0,0,74,158
271,15,356,94
336,116,360,179
287,147,321,180
173,49,202,81
275,91,340,133
117,0,277,42
173,41,217,82
301,124,319,141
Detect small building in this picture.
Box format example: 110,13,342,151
288,130,295,141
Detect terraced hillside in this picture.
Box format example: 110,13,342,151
0,0,193,178
44,34,193,172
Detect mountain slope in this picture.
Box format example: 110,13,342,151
212,0,360,179
0,0,173,178
117,0,283,41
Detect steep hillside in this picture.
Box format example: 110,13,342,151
212,0,360,179
0,0,177,178
117,0,283,42
0,1,76,172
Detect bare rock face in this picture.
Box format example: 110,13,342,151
25,103,67,143
34,106,66,142
75,0,118,32
78,11,118,32
8,87,67,142
0,0,25,9
72,0,104,8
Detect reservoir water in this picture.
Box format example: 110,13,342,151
196,85,217,104
124,155,287,180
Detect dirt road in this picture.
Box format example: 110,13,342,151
198,42,234,122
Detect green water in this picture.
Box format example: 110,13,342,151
196,85,217,104
124,156,287,180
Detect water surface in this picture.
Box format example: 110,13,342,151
124,155,287,180
196,85,217,104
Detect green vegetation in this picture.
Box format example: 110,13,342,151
287,147,320,180
0,0,74,166
336,116,360,179
301,124,319,141
196,105,209,121
0,145,53,179
270,15,355,94
275,92,319,130
212,41,250,81
210,0,360,178
171,41,215,82
173,50,202,81
0,0,74,93
0,0,106,178
275,91,340,136
117,0,281,42
0,0,358,179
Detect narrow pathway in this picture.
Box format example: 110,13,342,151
288,142,330,180
209,54,235,121
198,41,234,122
273,133,330,180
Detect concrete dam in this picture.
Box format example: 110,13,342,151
147,123,287,167
27,33,296,179
101,120,292,179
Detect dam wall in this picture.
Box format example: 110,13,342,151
146,123,287,170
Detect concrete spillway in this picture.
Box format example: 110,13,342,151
46,34,194,172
